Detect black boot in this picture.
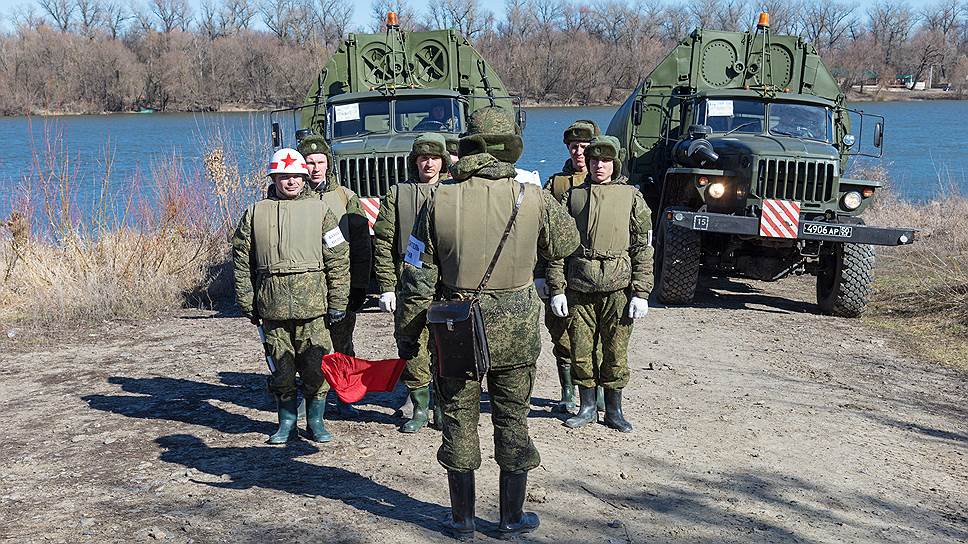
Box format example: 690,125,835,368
564,386,597,428
443,470,475,537
554,362,575,413
305,397,332,442
596,385,605,412
400,386,430,433
603,388,633,433
498,471,539,538
267,396,299,444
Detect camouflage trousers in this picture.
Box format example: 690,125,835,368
567,289,633,390
263,316,332,401
328,311,357,356
543,303,571,372
401,326,433,390
436,286,542,473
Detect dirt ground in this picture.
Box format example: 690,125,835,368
1,276,965,544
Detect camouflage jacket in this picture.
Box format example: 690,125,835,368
535,158,586,279
546,177,653,298
232,188,350,321
372,181,437,294
397,153,580,343
318,181,373,291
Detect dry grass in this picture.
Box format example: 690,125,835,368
862,165,968,367
0,122,266,328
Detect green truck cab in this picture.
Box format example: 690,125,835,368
607,14,915,317
271,15,519,210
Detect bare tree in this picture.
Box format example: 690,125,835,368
429,0,494,38
38,0,76,31
802,0,857,55
305,0,355,44
149,0,193,33
369,0,421,32
867,0,915,66
75,0,105,36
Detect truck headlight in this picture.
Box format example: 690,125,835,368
842,191,862,210
707,182,727,199
842,134,856,147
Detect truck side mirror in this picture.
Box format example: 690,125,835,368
517,109,527,131
271,122,281,148
632,98,643,126
873,122,883,148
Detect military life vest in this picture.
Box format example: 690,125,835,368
321,185,351,215
565,182,637,292
252,198,326,274
395,182,438,257
432,177,542,291
545,160,586,201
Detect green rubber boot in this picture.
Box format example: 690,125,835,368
554,362,576,413
267,396,299,444
305,397,332,442
596,386,605,412
564,386,598,429
401,386,430,433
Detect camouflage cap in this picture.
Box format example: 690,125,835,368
585,135,624,180
563,119,600,144
444,134,459,156
296,135,331,159
465,106,518,136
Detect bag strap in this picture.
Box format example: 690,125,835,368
474,180,527,297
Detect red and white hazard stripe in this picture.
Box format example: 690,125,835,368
359,197,381,235
759,199,801,239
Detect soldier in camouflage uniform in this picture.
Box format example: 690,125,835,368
537,119,603,413
373,133,451,433
233,148,350,444
547,136,652,433
298,136,372,415
397,107,580,538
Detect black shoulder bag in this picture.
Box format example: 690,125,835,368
427,181,527,382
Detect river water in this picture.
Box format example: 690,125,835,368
0,101,965,219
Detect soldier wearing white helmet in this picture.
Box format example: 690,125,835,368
232,148,351,444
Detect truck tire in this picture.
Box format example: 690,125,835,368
816,242,875,317
656,210,701,304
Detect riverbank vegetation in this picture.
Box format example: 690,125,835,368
1,0,967,115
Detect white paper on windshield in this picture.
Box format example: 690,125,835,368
707,100,734,117
333,103,360,122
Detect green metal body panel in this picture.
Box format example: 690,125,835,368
298,28,514,199
606,27,875,218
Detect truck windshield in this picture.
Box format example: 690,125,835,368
394,97,462,133
700,99,832,142
330,100,390,138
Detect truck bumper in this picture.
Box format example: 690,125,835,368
667,211,916,246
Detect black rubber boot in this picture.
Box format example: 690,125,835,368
267,396,299,444
596,386,605,412
554,362,575,413
305,397,332,442
603,388,633,433
400,386,430,433
498,471,539,538
564,386,598,428
443,470,475,538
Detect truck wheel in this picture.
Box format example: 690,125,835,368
816,243,875,317
656,211,701,304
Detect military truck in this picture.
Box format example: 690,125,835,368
270,13,521,227
606,13,915,317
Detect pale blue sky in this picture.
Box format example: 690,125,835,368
0,0,937,32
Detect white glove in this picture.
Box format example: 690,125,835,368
550,294,569,318
378,292,396,313
628,296,649,319
533,278,549,299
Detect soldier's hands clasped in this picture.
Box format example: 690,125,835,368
326,309,347,326
378,292,397,313
628,296,649,319
397,336,418,360
348,288,368,313
550,294,569,318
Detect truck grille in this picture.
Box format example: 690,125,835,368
755,158,837,205
338,154,409,198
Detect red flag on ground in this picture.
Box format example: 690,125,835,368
321,353,407,403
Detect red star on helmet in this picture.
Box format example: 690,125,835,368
281,153,297,168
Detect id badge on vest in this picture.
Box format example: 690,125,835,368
404,235,425,268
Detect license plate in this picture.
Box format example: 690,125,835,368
802,222,853,238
